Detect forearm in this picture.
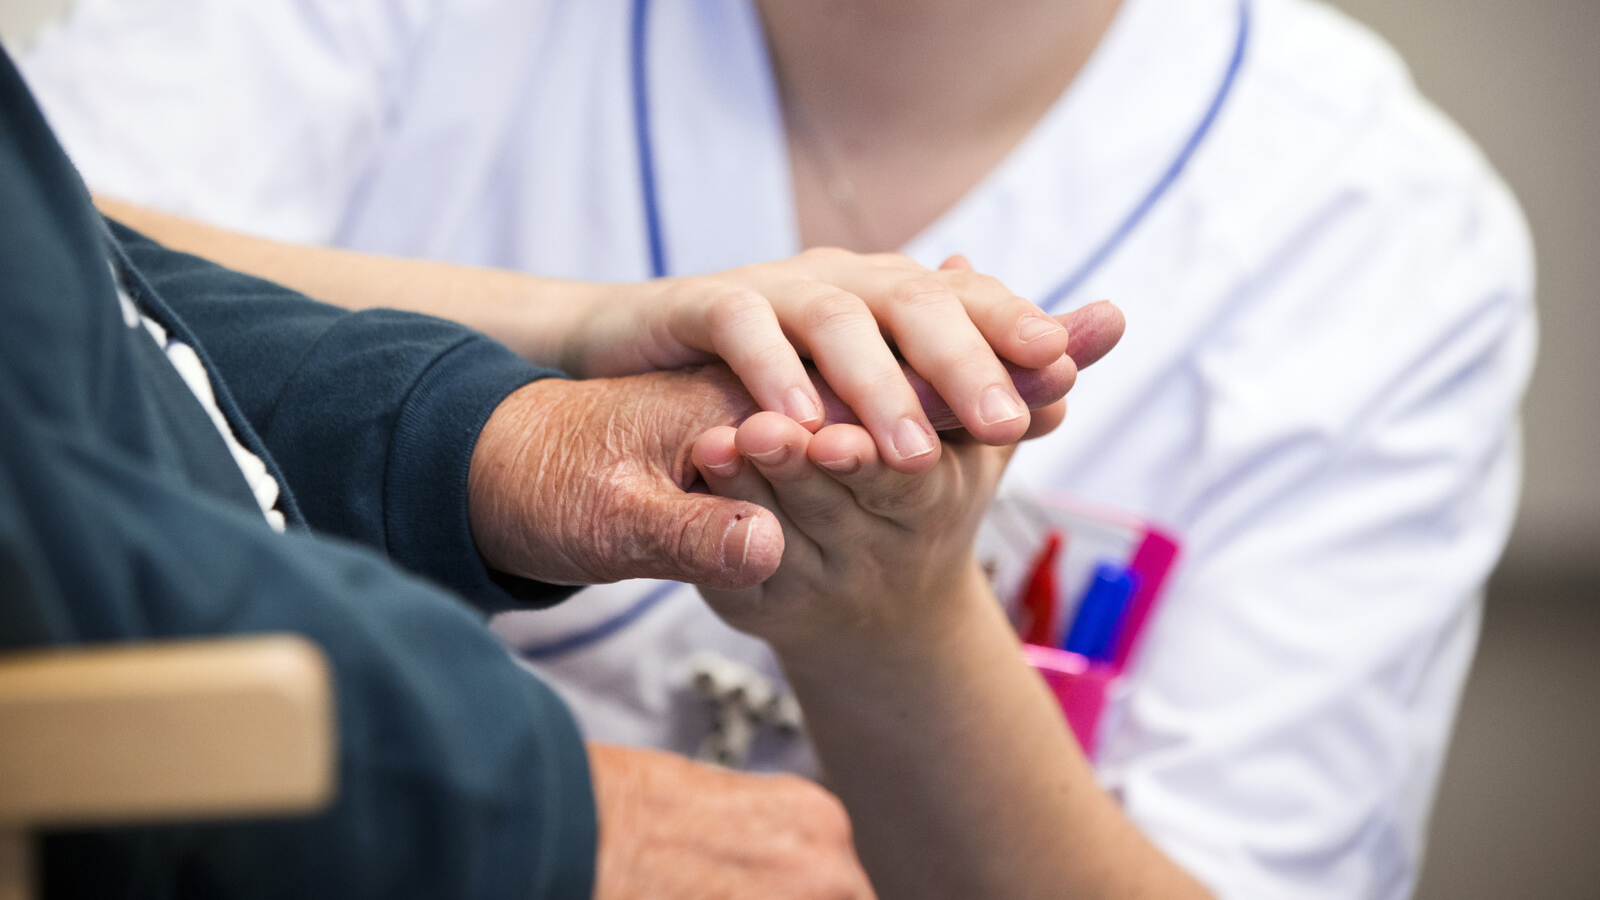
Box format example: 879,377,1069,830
777,562,1214,900
95,196,621,369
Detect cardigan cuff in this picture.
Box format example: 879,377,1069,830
384,336,574,613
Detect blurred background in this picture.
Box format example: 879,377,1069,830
1319,3,1600,897
2,0,1595,896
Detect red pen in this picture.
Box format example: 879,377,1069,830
1017,531,1065,646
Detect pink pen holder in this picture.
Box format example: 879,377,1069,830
1016,521,1179,759
1023,644,1119,755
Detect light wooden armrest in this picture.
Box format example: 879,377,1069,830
0,635,336,899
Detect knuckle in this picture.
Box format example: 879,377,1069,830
887,276,960,313
666,499,718,556
800,289,873,334
848,365,915,400
944,270,1035,311
705,288,774,334
743,339,800,373
658,498,745,583
920,340,1000,376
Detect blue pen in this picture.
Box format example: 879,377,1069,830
1062,563,1140,662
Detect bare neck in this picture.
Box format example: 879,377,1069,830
757,0,1124,250
757,0,1121,143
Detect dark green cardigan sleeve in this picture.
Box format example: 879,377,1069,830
0,427,598,900
108,221,573,610
1,45,595,899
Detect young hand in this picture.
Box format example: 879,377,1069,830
468,302,1118,593
689,411,1034,660
573,250,1074,472
685,297,1120,649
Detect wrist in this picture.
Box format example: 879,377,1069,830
773,557,995,683
485,273,632,374
467,378,566,578
554,278,671,378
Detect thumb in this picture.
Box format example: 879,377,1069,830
1056,300,1125,369
629,489,786,590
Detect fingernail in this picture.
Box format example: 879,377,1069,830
704,458,739,476
723,515,755,569
1017,314,1065,343
785,387,822,425
746,445,790,464
978,386,1026,426
892,417,937,461
817,455,860,474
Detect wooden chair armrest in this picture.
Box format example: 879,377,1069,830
0,635,335,826
0,635,336,899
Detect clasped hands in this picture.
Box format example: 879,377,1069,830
470,250,1124,594
466,249,1123,900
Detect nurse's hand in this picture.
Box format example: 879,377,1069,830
805,299,1122,447
91,200,1107,475
685,300,1118,635
689,411,1026,653
571,249,1080,473
466,306,1117,592
685,392,1214,900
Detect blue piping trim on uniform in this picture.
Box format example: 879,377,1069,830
632,0,668,278
518,581,680,660
1039,0,1252,313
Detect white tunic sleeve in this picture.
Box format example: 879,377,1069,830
19,0,436,244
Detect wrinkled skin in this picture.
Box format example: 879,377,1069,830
588,744,877,900
466,301,1123,592
468,303,1123,899
470,367,775,590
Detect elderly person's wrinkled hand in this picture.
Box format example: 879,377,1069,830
466,302,1122,591
587,743,877,900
